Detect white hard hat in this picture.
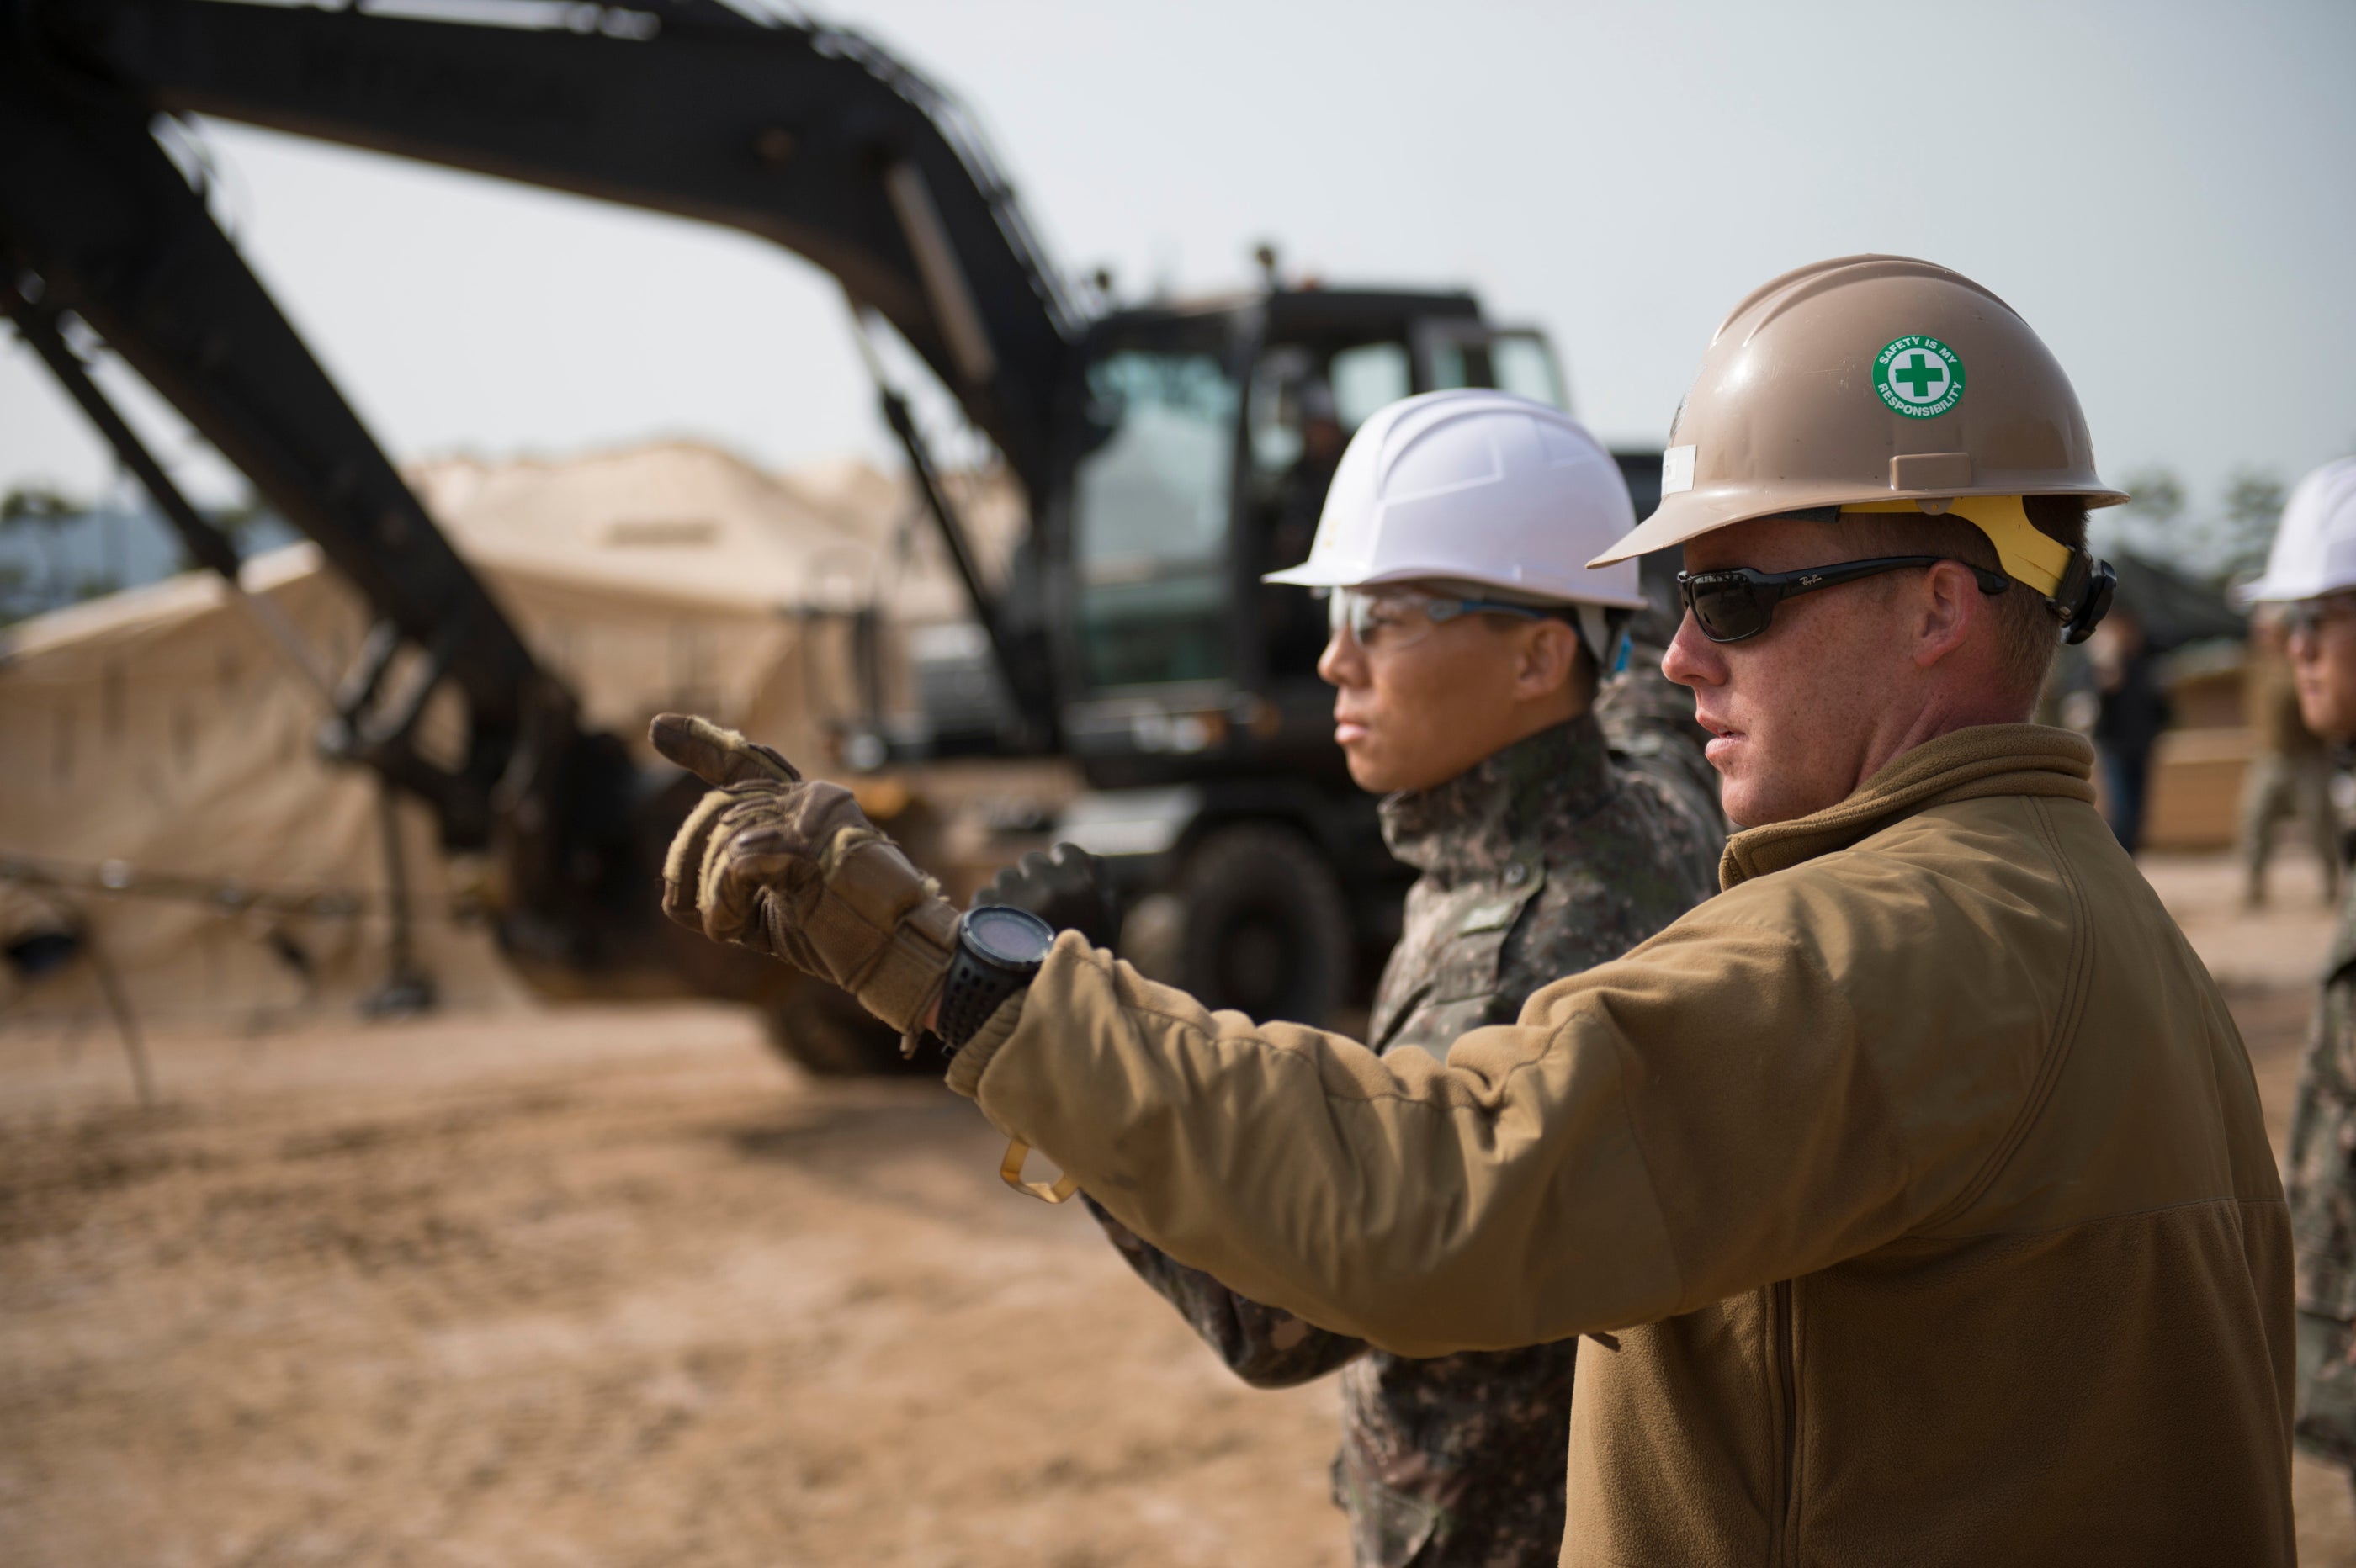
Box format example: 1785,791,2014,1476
1263,389,1648,610
2241,457,2356,604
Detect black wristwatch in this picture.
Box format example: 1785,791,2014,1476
935,905,1057,1052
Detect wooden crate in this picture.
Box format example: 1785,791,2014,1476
2141,727,2253,851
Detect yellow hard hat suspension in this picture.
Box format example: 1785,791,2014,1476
1842,496,2070,599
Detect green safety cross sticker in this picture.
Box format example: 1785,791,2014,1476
1874,335,1966,419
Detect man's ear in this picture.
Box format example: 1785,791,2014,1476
1912,560,1982,670
1515,618,1583,699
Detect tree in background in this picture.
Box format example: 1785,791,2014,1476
2099,466,2187,576
0,484,86,622
0,482,281,624
196,493,273,566
2115,466,2186,531
2097,466,2286,588
2216,471,2289,581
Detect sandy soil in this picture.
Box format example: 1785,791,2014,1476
1,850,2350,1565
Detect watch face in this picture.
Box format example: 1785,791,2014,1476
966,905,1056,966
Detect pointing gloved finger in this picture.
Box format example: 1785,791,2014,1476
650,712,802,788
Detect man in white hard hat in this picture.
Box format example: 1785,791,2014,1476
651,256,2295,1563
2242,455,2356,1502
986,389,1722,1568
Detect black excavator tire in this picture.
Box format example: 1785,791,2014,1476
1174,821,1354,1030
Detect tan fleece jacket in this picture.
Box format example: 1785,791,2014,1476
950,725,2292,1565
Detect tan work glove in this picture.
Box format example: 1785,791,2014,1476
650,713,957,1037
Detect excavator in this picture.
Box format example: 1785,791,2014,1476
1,0,1666,1070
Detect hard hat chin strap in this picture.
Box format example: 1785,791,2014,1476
1841,496,2114,644
1574,604,1620,675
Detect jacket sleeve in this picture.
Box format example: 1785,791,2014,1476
948,875,2032,1358
1080,1196,1368,1387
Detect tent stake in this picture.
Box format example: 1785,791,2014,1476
82,933,156,1110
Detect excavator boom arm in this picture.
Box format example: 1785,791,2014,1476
0,36,547,845
26,0,1080,496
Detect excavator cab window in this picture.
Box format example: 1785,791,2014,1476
1417,321,1568,411
1069,335,1242,691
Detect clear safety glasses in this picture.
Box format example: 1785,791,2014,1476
1676,556,2008,644
2284,594,2356,641
1324,586,1557,654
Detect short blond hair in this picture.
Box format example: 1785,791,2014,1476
1823,498,2087,707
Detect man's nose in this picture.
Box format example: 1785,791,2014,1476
1661,611,1725,690
1316,628,1364,689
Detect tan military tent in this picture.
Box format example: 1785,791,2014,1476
0,440,1006,1036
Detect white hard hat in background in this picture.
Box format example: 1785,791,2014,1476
2241,457,2356,605
1263,389,1647,610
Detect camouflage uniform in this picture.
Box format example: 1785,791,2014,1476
2287,869,2356,1487
1595,618,1719,826
2239,644,2339,907
1089,706,1723,1566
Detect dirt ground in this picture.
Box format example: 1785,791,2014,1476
3,850,2353,1565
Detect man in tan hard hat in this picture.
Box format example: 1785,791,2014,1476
652,255,2295,1563
985,388,1725,1568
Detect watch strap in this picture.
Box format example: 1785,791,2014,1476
935,940,1033,1052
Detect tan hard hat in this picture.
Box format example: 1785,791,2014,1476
1590,254,2128,570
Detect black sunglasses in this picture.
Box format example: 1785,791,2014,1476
1677,556,2010,644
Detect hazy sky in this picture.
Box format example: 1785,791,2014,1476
4,0,2352,522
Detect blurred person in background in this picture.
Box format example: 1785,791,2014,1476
1276,379,1346,565
2239,603,2340,908
1255,376,1350,677
2088,603,2170,852
2243,454,2356,1505
989,389,1723,1568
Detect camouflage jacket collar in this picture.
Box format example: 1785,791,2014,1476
1379,714,1617,880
